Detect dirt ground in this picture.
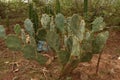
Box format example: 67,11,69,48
0,27,120,80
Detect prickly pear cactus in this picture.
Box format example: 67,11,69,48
24,19,34,36
35,53,48,65
5,35,22,51
92,31,109,54
92,17,105,32
55,13,65,32
46,31,60,52
70,14,80,36
50,16,56,32
58,50,70,66
36,29,47,41
70,36,81,58
14,24,21,36
0,25,6,38
0,13,110,78
78,19,85,42
22,44,36,59
64,36,73,53
41,14,50,29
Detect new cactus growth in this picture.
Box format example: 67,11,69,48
14,24,21,36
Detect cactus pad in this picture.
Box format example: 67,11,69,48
22,44,36,59
46,31,60,52
24,19,34,36
92,17,105,32
0,25,6,39
55,13,65,32
5,35,22,51
14,24,21,36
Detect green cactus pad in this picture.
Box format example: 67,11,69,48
35,54,48,65
92,17,105,32
80,52,93,62
22,44,36,59
41,14,51,29
0,25,6,39
36,29,47,41
65,36,73,53
55,13,65,32
14,24,21,36
24,19,34,36
71,36,80,57
78,20,85,41
92,31,109,54
58,50,70,66
46,31,60,52
29,36,36,46
5,35,22,51
70,14,80,35
82,31,93,53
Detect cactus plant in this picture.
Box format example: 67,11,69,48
5,34,22,51
70,14,80,36
92,31,109,54
0,13,109,79
46,31,60,52
92,17,105,32
36,28,47,41
14,24,21,36
24,19,35,36
55,13,65,32
22,44,36,59
0,25,6,39
41,14,51,29
44,14,109,79
0,19,48,65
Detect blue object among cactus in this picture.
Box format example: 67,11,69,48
37,41,49,52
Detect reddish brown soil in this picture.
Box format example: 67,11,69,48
0,29,120,80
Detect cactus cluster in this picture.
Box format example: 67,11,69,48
0,13,109,79
40,13,109,78
0,19,47,65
